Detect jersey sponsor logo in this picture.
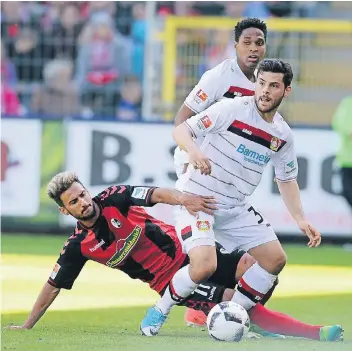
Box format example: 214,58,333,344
111,218,122,229
132,187,149,200
223,86,255,99
242,128,252,135
286,160,295,168
270,136,282,151
89,239,105,252
106,226,142,267
237,144,270,166
50,263,61,280
196,89,208,102
196,220,211,231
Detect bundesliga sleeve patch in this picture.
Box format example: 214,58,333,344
132,187,149,200
196,115,213,131
50,263,61,280
196,89,208,102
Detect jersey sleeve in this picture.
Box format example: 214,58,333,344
184,69,222,114
47,236,88,290
99,185,157,210
270,131,298,182
184,99,239,138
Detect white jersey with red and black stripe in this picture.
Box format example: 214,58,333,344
174,59,256,177
176,96,298,209
184,58,255,113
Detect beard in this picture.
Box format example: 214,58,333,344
255,92,285,114
69,204,97,221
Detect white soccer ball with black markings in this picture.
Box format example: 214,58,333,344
206,301,250,342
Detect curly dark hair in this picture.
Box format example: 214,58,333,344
257,59,293,87
234,18,267,42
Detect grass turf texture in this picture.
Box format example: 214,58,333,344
2,234,352,351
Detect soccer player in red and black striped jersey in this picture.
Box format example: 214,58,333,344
6,171,343,342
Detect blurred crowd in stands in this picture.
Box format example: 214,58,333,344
1,1,324,120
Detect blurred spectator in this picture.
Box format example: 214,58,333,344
1,1,35,39
1,40,17,87
266,1,293,17
225,2,247,17
49,3,83,60
116,75,142,121
86,1,117,19
192,2,225,16
294,2,320,18
243,2,271,18
332,96,352,210
39,1,64,33
76,12,131,117
7,26,43,82
115,2,134,36
174,2,195,16
131,2,146,82
1,83,22,116
31,59,81,118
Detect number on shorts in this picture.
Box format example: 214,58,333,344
248,206,264,224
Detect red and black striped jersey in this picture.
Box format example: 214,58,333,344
48,185,187,293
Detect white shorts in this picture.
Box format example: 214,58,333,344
174,203,278,254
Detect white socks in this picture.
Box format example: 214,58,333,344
232,262,277,310
156,265,198,314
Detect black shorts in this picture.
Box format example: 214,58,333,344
178,244,246,315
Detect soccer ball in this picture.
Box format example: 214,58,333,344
206,301,250,342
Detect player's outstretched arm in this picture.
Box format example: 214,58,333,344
150,188,217,216
6,282,60,329
277,179,321,248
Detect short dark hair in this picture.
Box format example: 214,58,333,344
234,18,267,42
257,59,293,87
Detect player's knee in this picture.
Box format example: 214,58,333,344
251,242,287,275
270,251,287,274
235,253,256,281
189,258,217,283
189,246,217,283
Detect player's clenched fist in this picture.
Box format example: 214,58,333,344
181,193,217,216
188,149,212,175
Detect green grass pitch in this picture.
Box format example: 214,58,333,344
1,234,352,351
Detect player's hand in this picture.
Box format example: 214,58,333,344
297,220,322,248
188,149,212,175
181,193,217,216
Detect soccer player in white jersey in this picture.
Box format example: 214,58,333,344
140,59,323,336
174,18,267,178
174,18,280,331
